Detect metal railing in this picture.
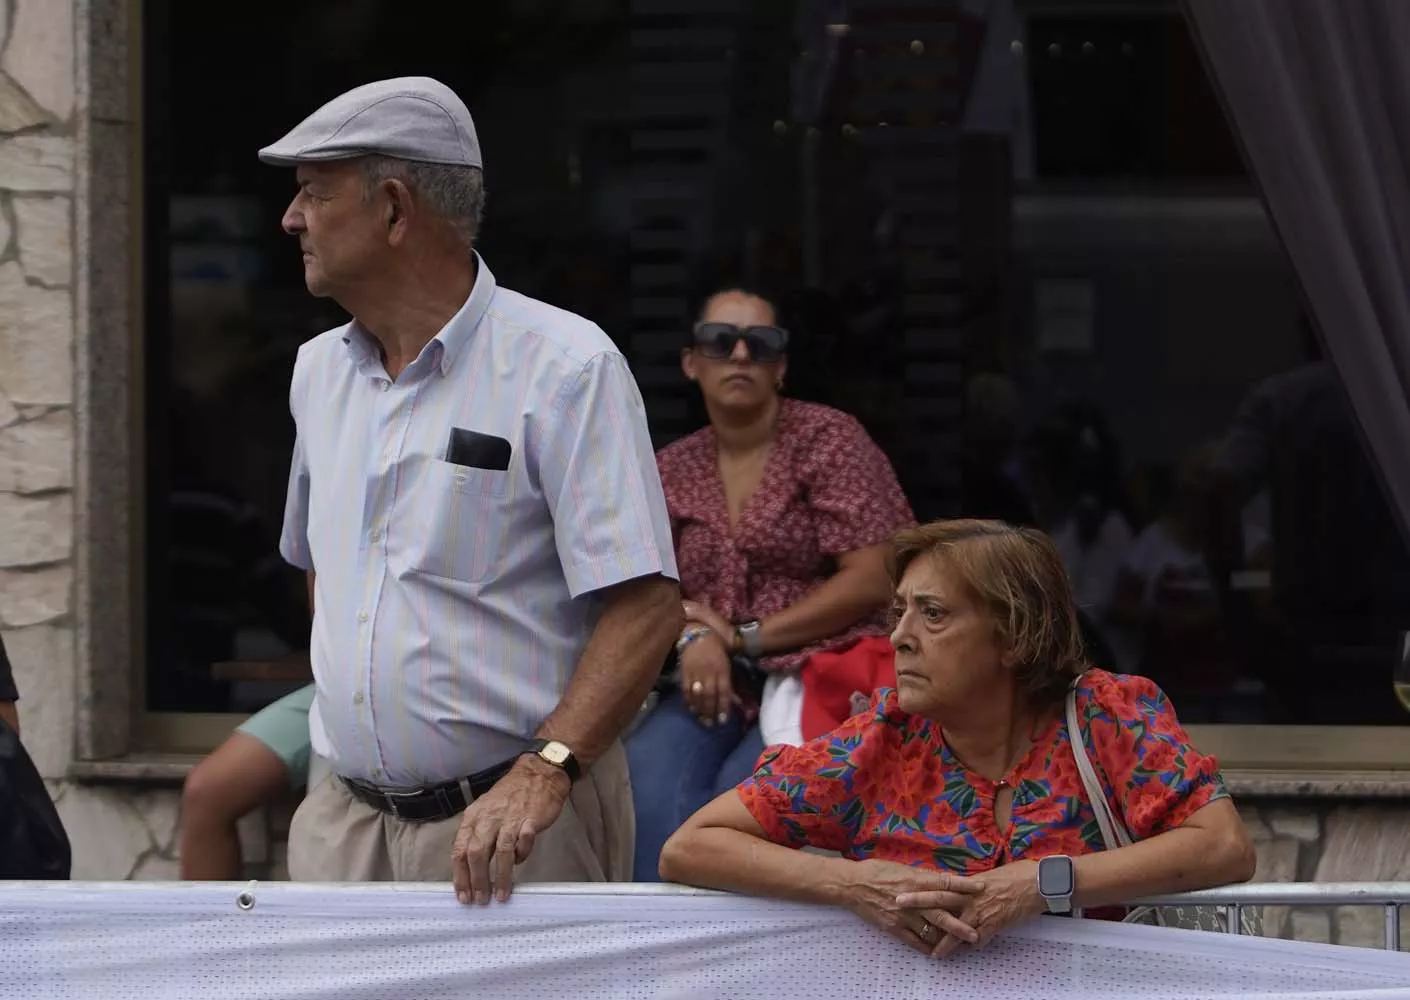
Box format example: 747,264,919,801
1130,882,1409,951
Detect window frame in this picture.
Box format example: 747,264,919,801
79,0,1410,772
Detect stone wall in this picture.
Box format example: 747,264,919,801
0,0,160,881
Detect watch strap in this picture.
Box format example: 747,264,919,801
525,739,581,782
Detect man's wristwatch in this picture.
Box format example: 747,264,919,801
525,739,581,782
734,619,764,658
1037,855,1076,914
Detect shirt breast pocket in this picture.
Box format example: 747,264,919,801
398,460,510,584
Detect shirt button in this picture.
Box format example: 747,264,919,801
357,611,369,623
353,691,365,705
380,382,391,392
369,528,382,542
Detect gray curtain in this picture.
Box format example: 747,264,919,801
1184,0,1410,536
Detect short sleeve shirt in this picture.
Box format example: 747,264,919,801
279,255,677,785
738,670,1227,868
656,400,914,672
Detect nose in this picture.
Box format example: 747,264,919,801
728,337,752,363
282,197,306,236
890,606,915,651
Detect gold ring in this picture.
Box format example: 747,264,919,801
920,921,937,940
690,680,704,695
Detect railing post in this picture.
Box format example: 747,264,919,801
1224,904,1241,934
1386,904,1401,952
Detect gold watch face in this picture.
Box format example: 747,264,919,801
539,741,571,767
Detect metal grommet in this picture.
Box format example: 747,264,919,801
236,880,257,912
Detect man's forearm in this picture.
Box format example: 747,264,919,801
537,574,682,765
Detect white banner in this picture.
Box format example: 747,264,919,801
3,882,1409,999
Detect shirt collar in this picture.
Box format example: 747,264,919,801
432,252,496,376
340,252,497,377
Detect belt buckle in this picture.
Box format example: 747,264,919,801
382,787,420,819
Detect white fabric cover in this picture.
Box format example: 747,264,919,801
3,883,1408,999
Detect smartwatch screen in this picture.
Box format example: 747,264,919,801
1038,857,1074,897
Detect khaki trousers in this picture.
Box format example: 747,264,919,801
288,740,634,883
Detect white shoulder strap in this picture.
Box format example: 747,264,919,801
1064,677,1133,850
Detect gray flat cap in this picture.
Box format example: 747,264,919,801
258,76,481,168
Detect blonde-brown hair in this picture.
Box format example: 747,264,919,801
890,518,1087,708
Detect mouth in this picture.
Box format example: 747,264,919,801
722,373,754,385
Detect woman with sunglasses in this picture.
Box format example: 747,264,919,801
626,286,915,881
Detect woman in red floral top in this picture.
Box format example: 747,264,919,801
626,287,915,881
660,519,1255,956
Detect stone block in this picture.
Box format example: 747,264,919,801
238,807,269,865
0,134,72,193
1335,905,1395,950
1315,806,1410,883
0,563,71,626
1239,803,1272,842
0,390,17,428
0,260,74,404
1,0,75,121
13,195,71,286
0,70,45,133
56,784,151,880
85,0,133,123
268,841,289,881
131,852,181,882
1290,909,1332,945
0,491,72,566
1268,809,1321,844
2,623,74,776
0,407,73,492
130,788,183,855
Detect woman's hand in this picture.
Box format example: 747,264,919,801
679,630,737,726
896,860,1045,956
683,601,735,645
841,859,981,956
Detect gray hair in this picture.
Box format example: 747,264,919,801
360,156,486,249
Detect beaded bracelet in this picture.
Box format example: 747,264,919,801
675,625,713,654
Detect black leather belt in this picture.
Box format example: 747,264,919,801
341,757,517,823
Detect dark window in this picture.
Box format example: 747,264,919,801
140,0,1410,728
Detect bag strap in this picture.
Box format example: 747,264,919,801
1064,675,1133,850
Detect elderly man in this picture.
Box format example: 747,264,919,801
259,77,682,903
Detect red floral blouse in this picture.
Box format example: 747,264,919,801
738,670,1227,870
656,399,915,672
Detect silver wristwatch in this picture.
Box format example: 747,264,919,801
1037,855,1075,914
734,619,764,657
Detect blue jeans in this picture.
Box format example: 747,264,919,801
626,691,766,881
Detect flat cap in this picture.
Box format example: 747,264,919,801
258,76,482,168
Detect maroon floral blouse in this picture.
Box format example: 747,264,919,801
655,399,915,672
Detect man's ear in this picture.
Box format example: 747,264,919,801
681,348,698,382
384,178,413,243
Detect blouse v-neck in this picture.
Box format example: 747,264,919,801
709,406,786,540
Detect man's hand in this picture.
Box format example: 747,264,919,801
896,860,1045,957
451,755,571,905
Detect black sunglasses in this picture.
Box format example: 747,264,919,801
691,322,789,363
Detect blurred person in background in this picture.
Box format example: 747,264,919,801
628,286,915,882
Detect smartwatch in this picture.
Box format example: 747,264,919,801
734,619,764,657
1037,855,1075,914
525,739,581,782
